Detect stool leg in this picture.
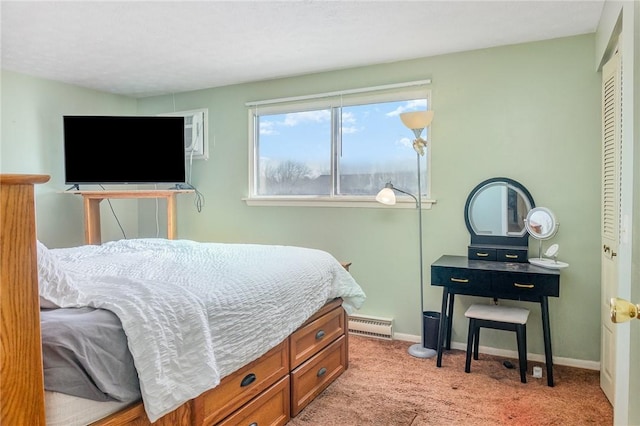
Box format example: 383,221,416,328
465,318,475,373
516,324,527,383
473,326,480,360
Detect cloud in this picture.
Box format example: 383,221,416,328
397,136,413,149
282,110,330,126
342,111,356,124
387,99,428,117
260,120,278,135
342,125,360,134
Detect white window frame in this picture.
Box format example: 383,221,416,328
245,82,435,208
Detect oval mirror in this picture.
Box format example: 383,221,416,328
464,177,535,247
525,207,558,240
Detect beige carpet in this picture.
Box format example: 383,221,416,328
288,335,612,426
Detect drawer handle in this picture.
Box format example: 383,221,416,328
249,423,258,426
315,330,326,340
450,278,469,283
240,373,256,387
317,367,327,377
514,283,535,289
476,252,489,257
505,254,519,259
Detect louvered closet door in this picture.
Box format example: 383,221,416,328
600,47,621,405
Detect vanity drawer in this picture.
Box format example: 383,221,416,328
290,335,346,417
468,247,497,261
468,246,528,263
492,272,560,298
496,248,528,263
216,375,290,426
200,340,289,425
431,267,490,296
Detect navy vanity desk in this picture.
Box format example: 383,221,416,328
431,254,560,386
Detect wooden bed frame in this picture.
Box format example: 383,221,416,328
0,174,350,426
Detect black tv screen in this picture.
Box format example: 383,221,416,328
63,115,186,186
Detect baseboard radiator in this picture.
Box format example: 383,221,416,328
347,314,393,340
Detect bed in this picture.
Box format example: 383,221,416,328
0,174,366,426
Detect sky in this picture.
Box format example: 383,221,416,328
258,98,429,175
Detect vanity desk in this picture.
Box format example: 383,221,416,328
433,177,561,386
431,255,560,386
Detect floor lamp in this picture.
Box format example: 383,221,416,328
376,110,436,359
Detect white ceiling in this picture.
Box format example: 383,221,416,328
1,1,605,98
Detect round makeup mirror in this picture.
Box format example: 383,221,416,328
525,207,558,240
525,207,568,269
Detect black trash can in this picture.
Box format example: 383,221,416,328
422,311,441,349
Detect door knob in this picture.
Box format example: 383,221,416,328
610,297,639,323
603,245,617,258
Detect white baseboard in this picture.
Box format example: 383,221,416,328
390,332,600,371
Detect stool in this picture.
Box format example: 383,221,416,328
464,304,530,383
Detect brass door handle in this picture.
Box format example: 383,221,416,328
610,297,639,323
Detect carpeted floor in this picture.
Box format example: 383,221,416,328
288,335,612,425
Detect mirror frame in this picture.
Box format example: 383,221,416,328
525,206,558,240
464,177,535,247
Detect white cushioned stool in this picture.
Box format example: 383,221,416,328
464,304,530,383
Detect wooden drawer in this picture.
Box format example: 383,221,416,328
289,305,344,369
290,335,346,417
492,272,560,298
199,340,289,425
91,401,192,426
216,375,290,426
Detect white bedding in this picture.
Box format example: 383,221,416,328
45,391,130,426
38,238,366,422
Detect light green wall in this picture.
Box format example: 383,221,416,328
138,34,602,362
0,70,139,247
1,34,603,363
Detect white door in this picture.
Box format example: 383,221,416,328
599,48,621,404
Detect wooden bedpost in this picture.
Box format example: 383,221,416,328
1,174,50,425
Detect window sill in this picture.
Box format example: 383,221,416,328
243,196,436,209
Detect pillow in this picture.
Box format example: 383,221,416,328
36,241,61,309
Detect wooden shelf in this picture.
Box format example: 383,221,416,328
68,189,194,245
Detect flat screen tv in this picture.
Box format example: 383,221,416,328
63,115,186,187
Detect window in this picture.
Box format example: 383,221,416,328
247,84,432,207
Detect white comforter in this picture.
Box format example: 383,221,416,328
38,238,366,422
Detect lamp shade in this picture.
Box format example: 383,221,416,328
375,187,396,205
399,110,434,130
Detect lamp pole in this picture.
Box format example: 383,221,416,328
407,148,437,359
